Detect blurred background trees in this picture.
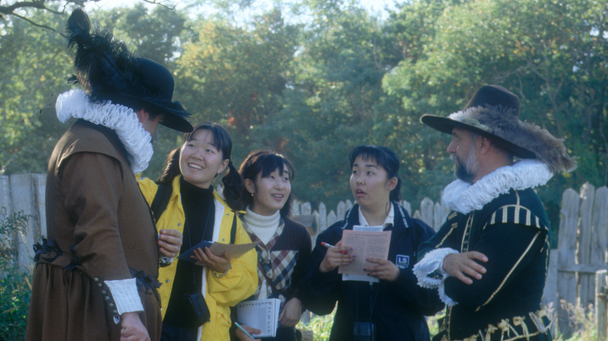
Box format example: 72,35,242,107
1,0,607,242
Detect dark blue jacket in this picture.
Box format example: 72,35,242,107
300,203,444,341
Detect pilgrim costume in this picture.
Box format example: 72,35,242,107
414,85,575,341
26,9,192,341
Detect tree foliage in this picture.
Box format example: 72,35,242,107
1,0,606,232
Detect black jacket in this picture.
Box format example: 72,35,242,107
418,188,552,341
301,203,444,341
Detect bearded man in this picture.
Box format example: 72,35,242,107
26,9,191,341
413,85,575,341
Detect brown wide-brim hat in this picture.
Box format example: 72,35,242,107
420,85,576,173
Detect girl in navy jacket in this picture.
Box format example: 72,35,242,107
300,145,443,341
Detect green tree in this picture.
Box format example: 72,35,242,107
383,0,608,235
0,8,72,174
0,1,175,35
174,8,300,162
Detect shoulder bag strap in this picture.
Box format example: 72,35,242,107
151,184,172,221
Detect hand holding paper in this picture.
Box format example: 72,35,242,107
338,230,392,276
364,257,400,282
192,247,231,273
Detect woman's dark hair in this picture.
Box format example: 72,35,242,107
156,122,245,211
348,145,402,201
238,150,296,217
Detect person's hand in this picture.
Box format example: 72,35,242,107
158,229,182,258
319,241,354,273
364,258,400,282
192,247,231,274
120,312,150,341
235,323,262,341
442,251,488,284
279,297,302,327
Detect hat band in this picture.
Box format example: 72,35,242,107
448,111,492,133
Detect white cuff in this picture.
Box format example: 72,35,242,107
438,281,458,307
413,248,459,288
105,278,144,315
413,248,460,307
159,256,174,267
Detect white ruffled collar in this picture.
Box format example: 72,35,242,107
55,89,153,174
442,159,553,214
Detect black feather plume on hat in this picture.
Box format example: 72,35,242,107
66,8,135,103
63,9,192,132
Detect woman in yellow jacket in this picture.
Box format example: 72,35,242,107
139,122,257,341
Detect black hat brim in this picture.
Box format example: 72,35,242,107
107,93,193,132
421,114,537,159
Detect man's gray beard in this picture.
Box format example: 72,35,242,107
452,147,479,184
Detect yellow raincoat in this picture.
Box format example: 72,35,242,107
139,175,257,341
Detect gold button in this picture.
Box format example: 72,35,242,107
101,290,107,295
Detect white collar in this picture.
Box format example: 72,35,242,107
358,202,394,228
55,89,153,174
442,159,553,214
244,206,281,229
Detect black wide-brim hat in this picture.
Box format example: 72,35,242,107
66,9,193,132
98,58,193,132
420,85,576,173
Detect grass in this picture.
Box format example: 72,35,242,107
296,302,597,341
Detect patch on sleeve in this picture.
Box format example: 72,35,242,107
396,254,410,269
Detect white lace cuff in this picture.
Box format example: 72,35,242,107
414,248,461,306
413,248,458,287
438,281,458,307
105,278,144,315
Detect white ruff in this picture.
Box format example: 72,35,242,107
442,159,553,214
55,89,153,174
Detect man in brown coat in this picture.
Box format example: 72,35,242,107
26,9,192,341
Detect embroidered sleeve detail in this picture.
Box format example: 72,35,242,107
487,205,546,231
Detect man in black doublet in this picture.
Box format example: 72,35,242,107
414,85,576,341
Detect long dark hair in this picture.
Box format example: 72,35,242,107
156,122,245,211
238,150,295,217
348,145,402,202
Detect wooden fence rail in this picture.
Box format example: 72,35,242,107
3,174,608,337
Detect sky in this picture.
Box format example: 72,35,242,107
84,0,399,20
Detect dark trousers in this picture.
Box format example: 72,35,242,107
160,322,199,341
262,327,297,341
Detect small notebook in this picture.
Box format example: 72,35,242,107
235,298,281,337
178,241,258,263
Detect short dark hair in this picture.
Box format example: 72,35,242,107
238,150,295,217
349,145,402,201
